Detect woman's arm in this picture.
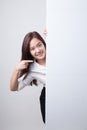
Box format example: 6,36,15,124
10,67,20,91
10,60,33,91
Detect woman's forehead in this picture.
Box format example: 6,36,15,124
30,38,42,47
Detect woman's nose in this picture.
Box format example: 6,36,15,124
35,48,39,53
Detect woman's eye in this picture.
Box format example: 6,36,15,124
31,48,35,51
38,43,42,47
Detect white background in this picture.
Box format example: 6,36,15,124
47,0,87,130
0,0,46,130
1,0,87,130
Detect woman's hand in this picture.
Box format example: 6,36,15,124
43,29,47,39
10,60,33,91
16,60,33,71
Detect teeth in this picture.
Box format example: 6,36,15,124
37,53,42,56
37,54,43,56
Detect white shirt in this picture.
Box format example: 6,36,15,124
18,61,46,91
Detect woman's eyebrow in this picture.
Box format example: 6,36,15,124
30,41,42,49
37,41,41,44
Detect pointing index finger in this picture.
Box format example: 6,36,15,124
24,60,33,63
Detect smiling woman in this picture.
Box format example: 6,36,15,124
10,31,46,123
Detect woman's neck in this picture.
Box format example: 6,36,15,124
37,58,46,66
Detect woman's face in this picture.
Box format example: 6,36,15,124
29,38,46,62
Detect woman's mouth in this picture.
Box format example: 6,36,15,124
36,52,43,57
